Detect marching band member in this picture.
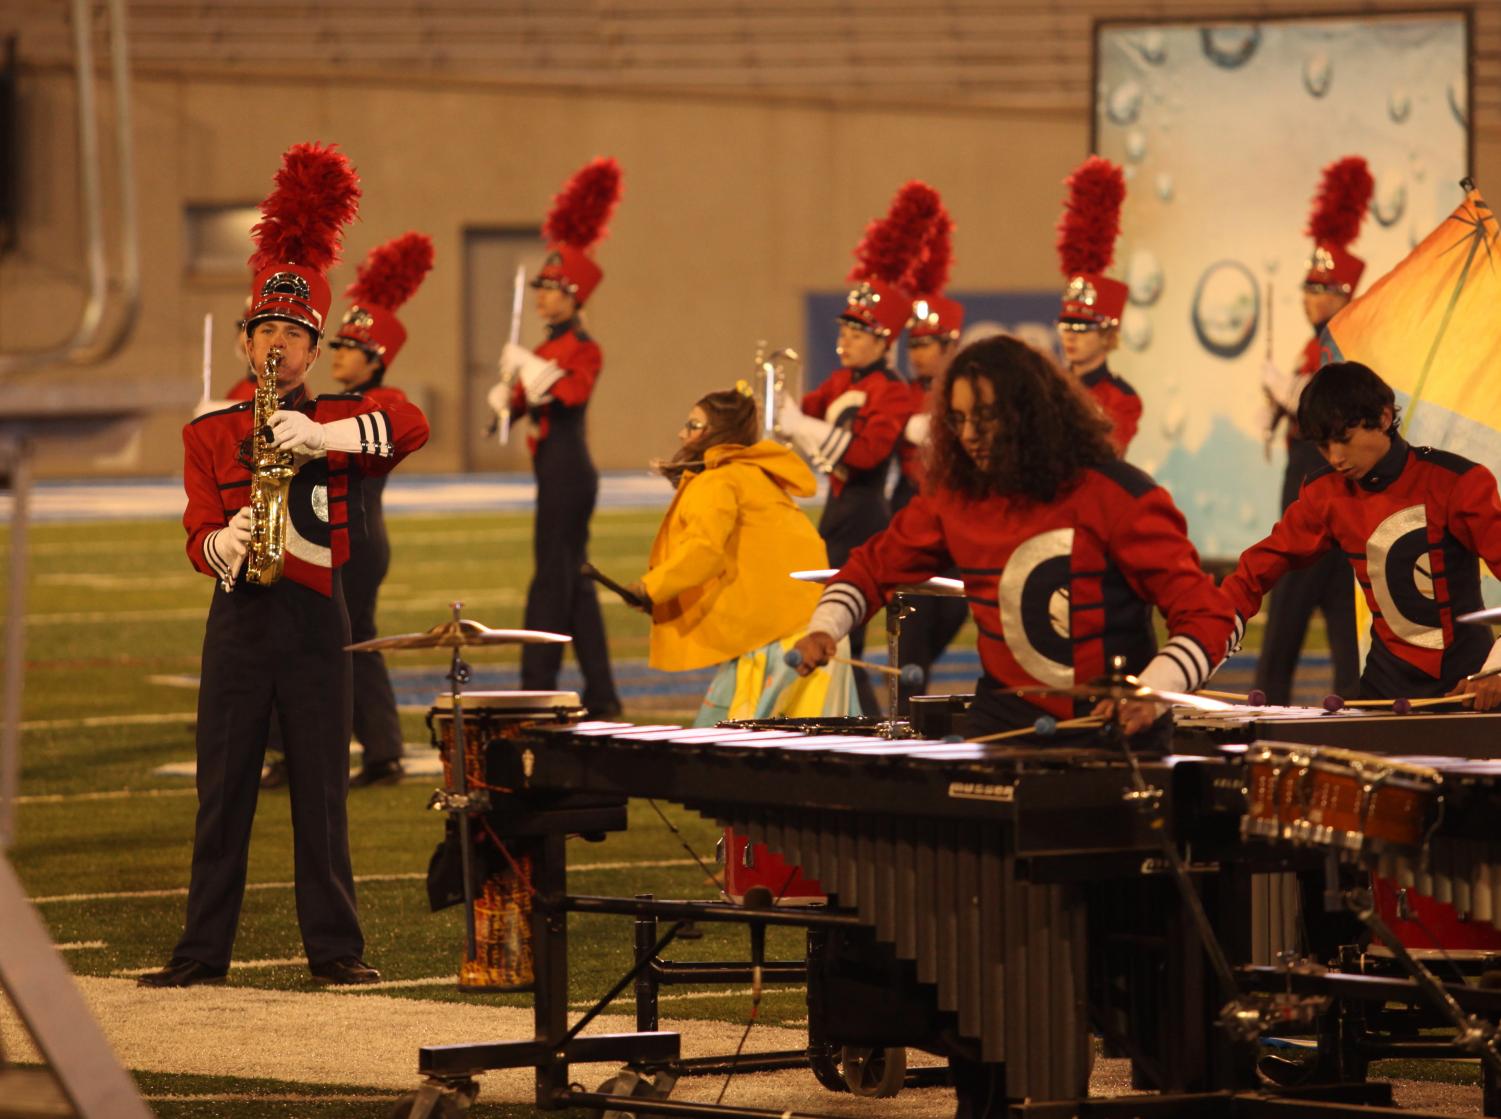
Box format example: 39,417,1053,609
628,386,857,724
1225,361,1501,709
490,158,623,719
325,231,437,786
792,335,1235,740
1054,157,1141,457
777,181,938,713
139,144,429,989
1252,157,1371,706
893,202,970,706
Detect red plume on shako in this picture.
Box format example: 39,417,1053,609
1304,155,1375,295
331,232,436,368
530,157,623,306
1055,155,1128,329
245,141,362,338
841,180,942,338
906,200,964,343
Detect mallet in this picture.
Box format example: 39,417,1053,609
969,714,1106,744
783,647,924,689
1197,688,1268,705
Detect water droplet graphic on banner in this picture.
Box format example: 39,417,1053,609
1161,399,1187,441
1190,261,1259,359
1121,308,1153,352
1201,26,1261,69
1302,51,1332,98
1388,87,1411,124
1126,250,1163,306
1372,174,1407,228
1448,76,1468,127
1155,172,1174,202
1107,80,1143,126
1125,131,1148,162
1130,30,1167,66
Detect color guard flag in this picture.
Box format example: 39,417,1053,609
1324,180,1501,465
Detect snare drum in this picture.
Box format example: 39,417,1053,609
427,690,585,992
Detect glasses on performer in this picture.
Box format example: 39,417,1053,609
681,418,707,433
944,407,1002,435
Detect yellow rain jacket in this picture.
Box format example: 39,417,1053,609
643,440,827,672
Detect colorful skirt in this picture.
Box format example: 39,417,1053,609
693,631,862,727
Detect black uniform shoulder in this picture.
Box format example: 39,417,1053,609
1413,445,1480,476
1087,458,1156,500
570,324,594,344
188,401,252,426
314,392,365,403
1108,373,1139,398
1299,462,1338,489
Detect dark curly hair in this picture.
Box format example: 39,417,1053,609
1297,360,1401,444
926,335,1118,502
654,388,760,486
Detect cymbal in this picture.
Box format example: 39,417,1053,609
1457,606,1501,625
346,619,572,652
1003,680,1234,712
790,569,966,597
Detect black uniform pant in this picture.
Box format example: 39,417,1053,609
521,463,620,712
343,505,403,766
1255,439,1361,705
175,575,363,969
820,481,891,717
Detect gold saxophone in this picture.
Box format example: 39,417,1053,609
244,346,294,586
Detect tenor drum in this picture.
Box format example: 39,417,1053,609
427,690,585,991
1242,743,1440,861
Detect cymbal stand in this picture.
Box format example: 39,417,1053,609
434,601,479,963
1344,878,1501,1077
883,592,916,732
1096,659,1252,1036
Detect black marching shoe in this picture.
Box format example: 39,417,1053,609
350,759,404,788
310,957,381,985
260,756,288,789
136,957,228,989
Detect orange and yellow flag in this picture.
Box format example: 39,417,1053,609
1326,182,1501,451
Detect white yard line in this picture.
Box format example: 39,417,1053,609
31,860,697,905
16,787,198,805
57,941,108,951
20,711,197,731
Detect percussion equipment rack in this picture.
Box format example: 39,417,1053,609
401,719,1501,1119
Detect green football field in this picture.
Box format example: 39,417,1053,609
3,509,1456,1119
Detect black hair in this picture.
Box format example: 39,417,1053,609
1297,361,1401,443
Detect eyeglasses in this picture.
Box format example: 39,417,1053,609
944,407,1001,434
681,418,707,433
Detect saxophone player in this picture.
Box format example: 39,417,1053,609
139,143,429,990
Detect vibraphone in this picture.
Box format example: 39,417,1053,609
1175,706,1501,757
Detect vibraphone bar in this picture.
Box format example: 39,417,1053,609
1175,707,1501,757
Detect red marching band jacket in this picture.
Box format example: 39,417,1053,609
183,388,429,596
821,462,1236,717
1079,365,1142,456
896,379,932,493
800,365,917,497
1223,437,1501,690
509,324,601,455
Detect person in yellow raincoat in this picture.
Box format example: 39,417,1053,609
629,386,860,726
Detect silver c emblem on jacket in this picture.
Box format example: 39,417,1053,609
1366,504,1442,650
998,527,1075,687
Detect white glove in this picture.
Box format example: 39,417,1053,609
487,379,516,420
503,342,565,405
904,412,932,446
1260,360,1309,416
204,506,253,589
267,410,326,454
775,392,850,472
775,392,811,436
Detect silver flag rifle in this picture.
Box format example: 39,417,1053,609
487,264,527,443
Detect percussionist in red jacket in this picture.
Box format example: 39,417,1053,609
139,144,429,990
791,334,1235,740
1224,361,1501,709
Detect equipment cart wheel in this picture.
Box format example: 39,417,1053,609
595,1065,679,1118
387,1077,478,1119
840,1045,906,1097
